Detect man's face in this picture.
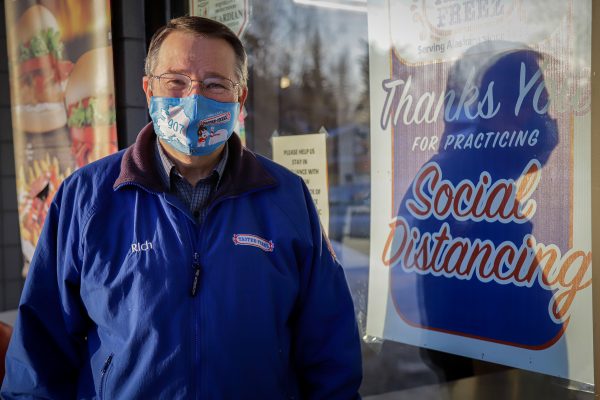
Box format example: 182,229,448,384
142,31,247,108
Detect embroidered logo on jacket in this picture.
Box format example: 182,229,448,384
232,234,274,252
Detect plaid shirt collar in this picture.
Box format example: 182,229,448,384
154,138,228,190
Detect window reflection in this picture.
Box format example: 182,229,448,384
239,0,593,396
241,0,495,396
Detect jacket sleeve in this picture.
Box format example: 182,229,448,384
292,181,363,399
1,184,88,399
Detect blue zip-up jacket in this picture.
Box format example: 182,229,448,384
1,124,362,399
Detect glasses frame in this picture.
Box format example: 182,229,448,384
149,72,241,98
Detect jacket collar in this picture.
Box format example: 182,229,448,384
113,123,277,198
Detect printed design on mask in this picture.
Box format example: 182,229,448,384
232,234,275,252
198,126,229,147
200,112,231,126
198,112,232,147
156,106,189,146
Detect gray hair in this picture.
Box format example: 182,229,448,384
144,16,248,87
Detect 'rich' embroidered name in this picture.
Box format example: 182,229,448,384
131,240,153,253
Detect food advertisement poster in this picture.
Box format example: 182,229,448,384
366,0,592,383
4,0,117,275
272,133,330,234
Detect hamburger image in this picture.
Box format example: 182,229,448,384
14,5,72,133
65,46,117,167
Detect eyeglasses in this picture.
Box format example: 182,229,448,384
149,73,240,98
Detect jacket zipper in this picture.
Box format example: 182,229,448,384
186,220,201,400
187,190,274,398
191,252,202,297
99,353,114,400
192,197,227,399
192,250,203,399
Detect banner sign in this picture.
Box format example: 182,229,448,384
272,133,330,234
190,0,250,38
4,0,117,275
366,0,592,383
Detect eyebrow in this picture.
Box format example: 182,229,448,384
162,68,190,75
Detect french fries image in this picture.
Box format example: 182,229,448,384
17,154,71,247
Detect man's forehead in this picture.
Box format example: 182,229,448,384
155,32,236,75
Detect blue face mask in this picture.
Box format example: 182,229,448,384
149,94,240,156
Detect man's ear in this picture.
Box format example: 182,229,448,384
142,76,152,106
238,86,248,111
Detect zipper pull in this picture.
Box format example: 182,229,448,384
101,353,113,375
191,252,202,297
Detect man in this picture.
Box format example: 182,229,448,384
1,16,362,399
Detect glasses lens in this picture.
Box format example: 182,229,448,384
159,73,190,96
202,77,235,96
